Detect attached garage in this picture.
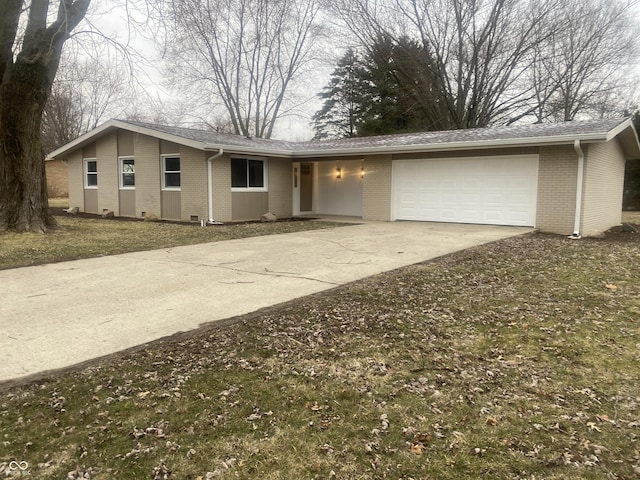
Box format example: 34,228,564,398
392,155,539,227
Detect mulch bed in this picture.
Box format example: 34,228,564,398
50,207,640,238
49,207,315,225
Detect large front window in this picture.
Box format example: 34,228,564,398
162,155,181,190
231,158,266,189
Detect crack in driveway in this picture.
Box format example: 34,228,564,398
132,255,341,286
212,263,340,286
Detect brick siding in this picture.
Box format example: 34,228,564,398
581,140,625,235
536,145,578,235
45,159,68,198
362,154,392,221
180,146,208,222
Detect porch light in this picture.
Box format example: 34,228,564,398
361,166,365,179
336,167,342,179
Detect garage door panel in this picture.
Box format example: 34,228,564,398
393,156,538,227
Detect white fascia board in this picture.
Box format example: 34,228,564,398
49,119,208,159
605,117,635,142
604,118,640,159
204,144,294,158
48,120,117,158
112,121,205,151
291,133,612,158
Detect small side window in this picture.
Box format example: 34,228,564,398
120,157,135,189
84,159,97,188
162,155,181,190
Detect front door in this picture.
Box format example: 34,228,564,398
300,163,313,212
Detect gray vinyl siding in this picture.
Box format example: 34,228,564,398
232,192,269,220
117,130,135,156
84,189,98,214
119,190,136,217
161,190,181,220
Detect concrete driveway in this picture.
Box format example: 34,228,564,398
1,221,531,382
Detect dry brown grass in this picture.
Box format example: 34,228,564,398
1,232,639,479
622,211,640,224
0,208,348,270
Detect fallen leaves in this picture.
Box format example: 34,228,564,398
485,416,500,426
2,233,640,479
408,443,424,455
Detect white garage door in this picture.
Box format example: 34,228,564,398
393,155,538,226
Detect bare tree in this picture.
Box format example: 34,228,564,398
41,82,84,155
328,0,640,128
0,0,91,233
529,0,639,122
156,0,323,138
41,50,132,153
330,0,559,128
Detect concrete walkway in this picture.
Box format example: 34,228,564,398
0,221,531,382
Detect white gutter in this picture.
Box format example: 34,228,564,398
290,134,612,159
571,139,585,239
206,148,224,223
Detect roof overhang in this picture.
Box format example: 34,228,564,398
291,118,640,160
49,119,209,159
49,117,640,161
605,118,640,160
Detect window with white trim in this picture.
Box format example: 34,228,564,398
84,159,97,188
120,157,135,189
231,158,267,190
162,155,181,190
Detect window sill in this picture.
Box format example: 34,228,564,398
231,187,268,193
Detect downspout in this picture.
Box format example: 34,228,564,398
571,139,584,239
206,148,224,224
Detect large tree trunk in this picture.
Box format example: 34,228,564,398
0,0,91,233
0,62,57,233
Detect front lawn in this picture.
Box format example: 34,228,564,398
0,210,347,270
1,232,639,479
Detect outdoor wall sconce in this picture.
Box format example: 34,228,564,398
336,167,342,179
361,166,365,179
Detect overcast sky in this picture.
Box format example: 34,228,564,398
77,0,331,140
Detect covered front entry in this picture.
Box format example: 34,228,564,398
293,159,364,217
392,155,539,226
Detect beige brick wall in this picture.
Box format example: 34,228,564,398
268,157,293,217
180,146,208,222
45,159,68,198
212,153,232,222
362,154,393,221
581,140,625,236
67,150,84,211
536,145,578,235
134,133,162,219
96,132,119,214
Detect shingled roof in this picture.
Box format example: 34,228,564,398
50,117,640,160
